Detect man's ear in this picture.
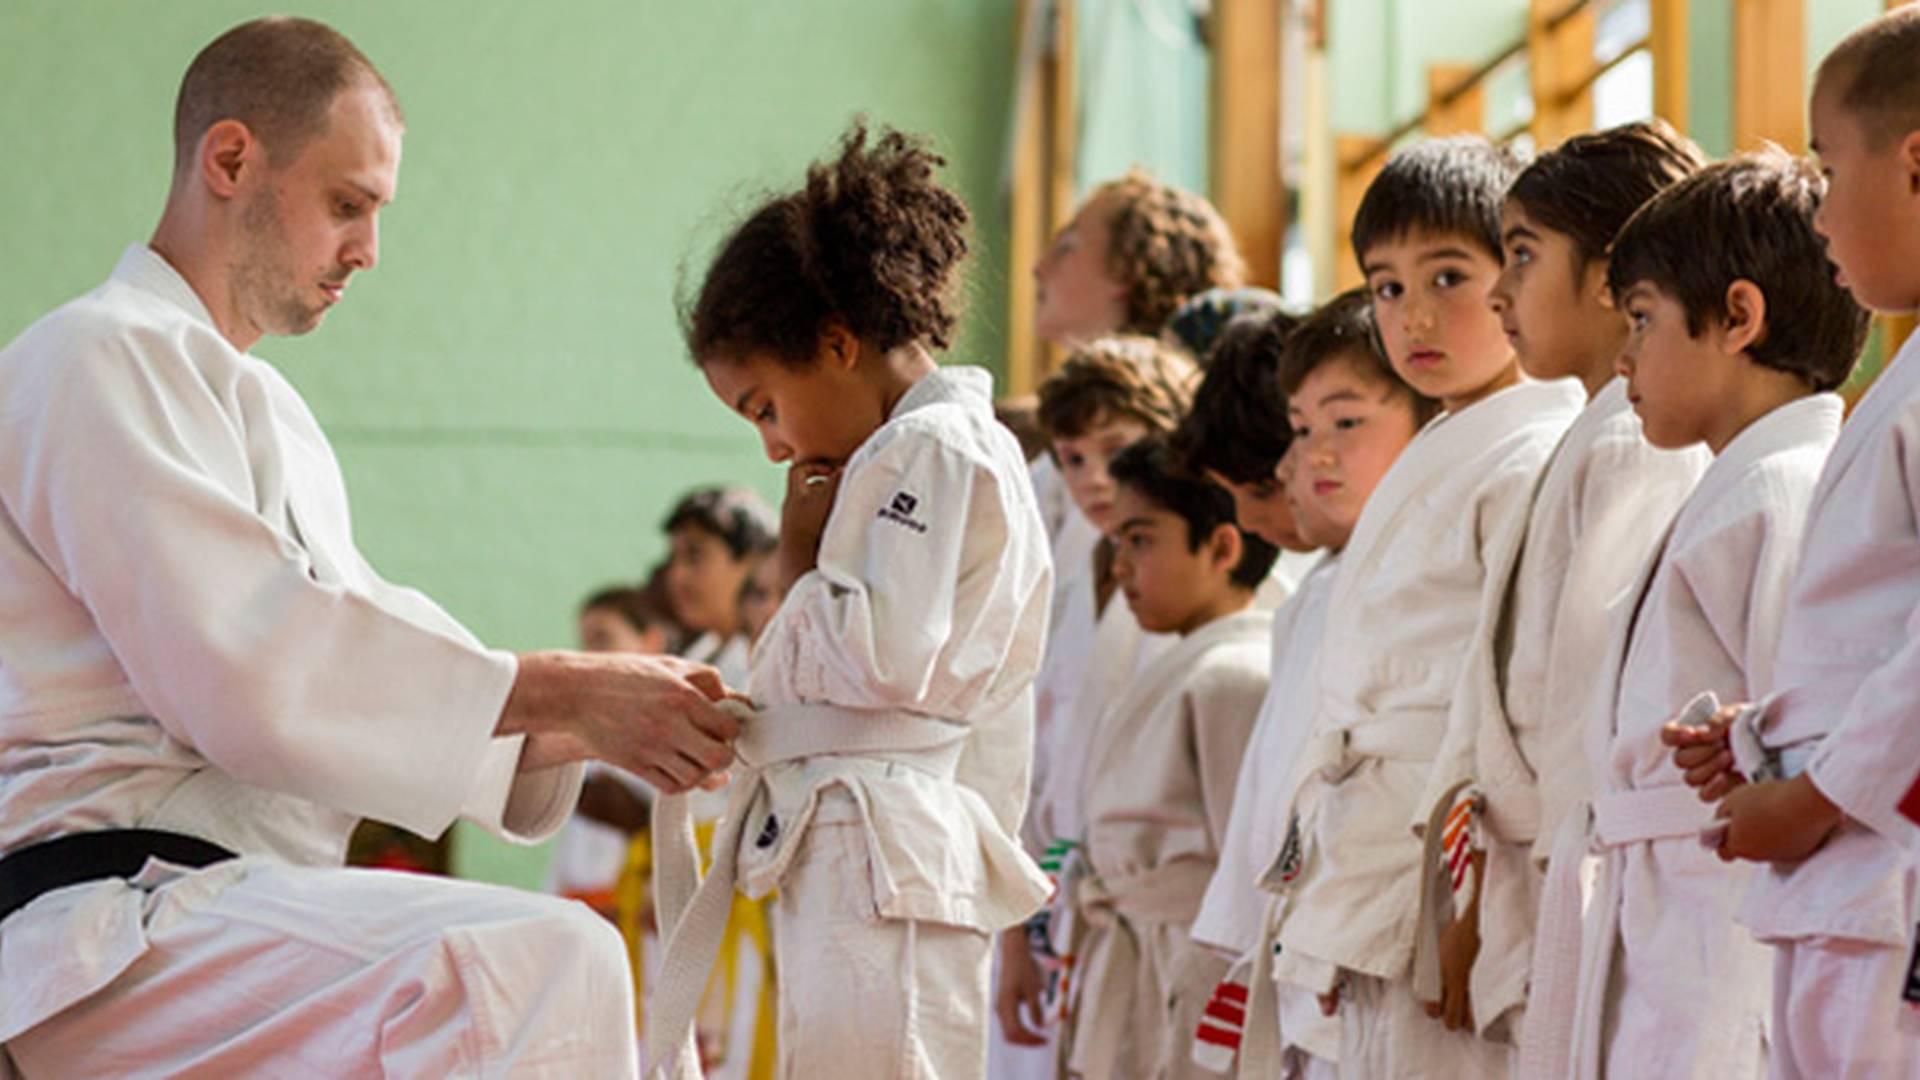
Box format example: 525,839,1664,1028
1718,279,1769,357
197,119,260,201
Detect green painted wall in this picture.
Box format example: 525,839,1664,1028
1074,0,1211,197
1687,0,1735,156
0,1,1015,889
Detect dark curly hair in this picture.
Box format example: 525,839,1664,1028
684,121,970,367
1094,169,1246,335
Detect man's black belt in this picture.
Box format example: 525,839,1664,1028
0,829,238,924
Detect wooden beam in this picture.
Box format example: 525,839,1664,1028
1048,0,1078,245
1040,0,1075,382
1333,133,1384,292
1005,0,1078,394
1528,0,1595,149
1887,315,1917,352
1649,0,1688,133
1426,63,1486,137
1210,0,1286,289
1733,0,1805,151
1006,0,1047,397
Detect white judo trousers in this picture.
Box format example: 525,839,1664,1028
0,246,614,1076
768,790,993,1080
6,861,636,1079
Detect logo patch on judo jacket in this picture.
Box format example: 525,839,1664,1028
1275,815,1304,886
877,490,928,534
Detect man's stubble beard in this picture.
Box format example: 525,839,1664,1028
231,186,324,339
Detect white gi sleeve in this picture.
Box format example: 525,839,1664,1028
1803,426,1920,842
0,320,541,840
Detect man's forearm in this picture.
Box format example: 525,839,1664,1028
499,652,591,771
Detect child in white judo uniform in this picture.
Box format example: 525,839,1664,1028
646,123,1053,1080
1409,121,1712,1070
1184,291,1435,1079
1271,138,1585,1079
1058,436,1280,1079
999,336,1198,1053
1556,152,1869,1079
1015,183,1245,1077
1668,10,1920,1075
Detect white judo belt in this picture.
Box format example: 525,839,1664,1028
1342,712,1446,764
1522,783,1710,1079
645,701,966,1079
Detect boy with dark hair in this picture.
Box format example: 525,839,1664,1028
1666,10,1920,1073
1200,289,1436,1079
1171,310,1311,553
1271,139,1585,1077
1564,152,1867,1078
1058,436,1277,1080
661,486,777,686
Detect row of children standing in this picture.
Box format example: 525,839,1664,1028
991,7,1920,1079
639,8,1920,1075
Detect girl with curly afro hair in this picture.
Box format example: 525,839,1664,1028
652,121,1055,1080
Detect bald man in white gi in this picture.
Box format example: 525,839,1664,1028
0,17,739,1078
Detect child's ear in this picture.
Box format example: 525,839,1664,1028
1718,280,1769,357
1208,521,1244,578
1902,130,1920,196
1586,260,1615,309
816,320,861,373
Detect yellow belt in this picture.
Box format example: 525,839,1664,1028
616,823,777,1079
